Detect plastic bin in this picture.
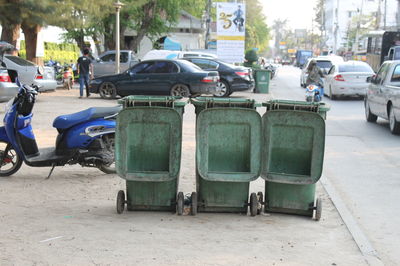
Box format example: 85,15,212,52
254,69,270,93
260,100,330,220
190,97,262,216
115,96,186,214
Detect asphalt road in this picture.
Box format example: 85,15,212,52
270,66,400,266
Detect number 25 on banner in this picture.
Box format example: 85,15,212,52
219,12,232,29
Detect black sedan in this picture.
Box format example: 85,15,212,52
89,59,219,99
180,57,254,97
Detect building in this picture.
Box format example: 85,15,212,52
324,0,399,53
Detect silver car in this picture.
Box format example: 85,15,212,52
324,60,374,99
365,60,400,134
0,67,18,102
2,55,57,92
92,50,138,77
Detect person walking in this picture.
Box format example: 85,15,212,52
77,48,94,98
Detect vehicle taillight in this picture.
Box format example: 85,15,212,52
235,71,249,77
334,74,345,81
35,74,43,80
0,73,11,82
202,76,218,83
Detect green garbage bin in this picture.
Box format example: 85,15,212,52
190,97,262,216
254,69,270,93
115,96,186,215
260,100,330,220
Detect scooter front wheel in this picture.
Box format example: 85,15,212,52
0,141,22,177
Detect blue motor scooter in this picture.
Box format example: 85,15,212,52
0,80,120,178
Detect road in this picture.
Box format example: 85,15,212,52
270,66,400,266
0,81,368,265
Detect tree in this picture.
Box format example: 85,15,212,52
245,0,270,53
0,0,22,48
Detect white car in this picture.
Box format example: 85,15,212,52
300,56,344,88
324,60,374,100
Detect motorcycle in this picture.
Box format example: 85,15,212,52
305,83,322,102
62,65,74,90
0,79,120,178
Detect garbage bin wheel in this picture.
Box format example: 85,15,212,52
191,192,198,216
116,190,125,214
314,198,322,221
177,192,184,215
257,191,264,215
249,193,257,217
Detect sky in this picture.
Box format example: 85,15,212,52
260,0,318,30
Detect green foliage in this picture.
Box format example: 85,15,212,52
18,40,79,63
244,49,258,66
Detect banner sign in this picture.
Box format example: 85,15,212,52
216,2,245,63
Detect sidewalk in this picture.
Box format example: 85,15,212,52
0,89,367,265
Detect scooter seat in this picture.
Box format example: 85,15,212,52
53,106,122,130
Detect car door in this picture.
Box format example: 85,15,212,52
93,53,114,77
324,65,335,93
384,63,400,119
142,61,179,95
116,61,154,96
369,62,391,116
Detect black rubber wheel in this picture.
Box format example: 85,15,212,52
98,134,116,174
249,193,257,217
116,190,125,214
170,84,190,97
177,192,184,215
365,100,377,122
191,192,198,216
0,142,22,177
389,105,400,135
214,80,230,97
99,82,117,99
256,191,263,215
314,198,322,221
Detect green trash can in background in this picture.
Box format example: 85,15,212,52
190,97,262,216
254,69,270,93
260,100,330,221
115,96,186,215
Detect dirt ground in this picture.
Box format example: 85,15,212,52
0,88,366,265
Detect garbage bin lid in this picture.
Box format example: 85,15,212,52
261,110,325,184
196,108,261,182
191,97,259,109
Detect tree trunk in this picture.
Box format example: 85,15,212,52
92,34,103,55
21,23,42,65
1,24,21,49
73,30,85,52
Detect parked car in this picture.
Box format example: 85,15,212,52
92,50,138,77
364,60,400,134
141,50,217,61
180,57,254,97
0,66,18,102
2,55,57,92
300,56,344,88
324,60,375,99
89,59,219,99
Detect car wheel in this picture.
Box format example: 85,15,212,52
99,82,117,99
365,100,377,123
214,80,230,97
389,105,400,135
170,84,190,97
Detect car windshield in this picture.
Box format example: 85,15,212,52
338,64,374,73
178,60,203,71
5,55,36,66
316,61,332,69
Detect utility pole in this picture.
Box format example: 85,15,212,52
354,0,364,53
205,0,211,49
384,0,387,29
334,0,339,53
398,0,400,30
114,1,124,74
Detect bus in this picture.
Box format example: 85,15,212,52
366,31,400,72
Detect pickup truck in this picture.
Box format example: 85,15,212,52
365,60,400,134
92,50,138,78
